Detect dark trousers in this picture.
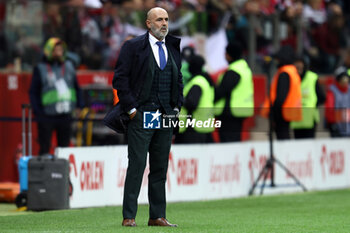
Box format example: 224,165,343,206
123,111,173,219
271,109,291,140
218,117,244,142
274,119,290,140
294,126,316,139
37,116,72,155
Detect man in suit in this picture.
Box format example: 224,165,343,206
112,7,183,227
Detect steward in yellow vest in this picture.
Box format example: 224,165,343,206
175,55,215,143
291,56,325,138
214,41,254,142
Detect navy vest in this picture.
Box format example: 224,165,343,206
140,49,173,114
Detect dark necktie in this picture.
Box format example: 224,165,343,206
156,41,166,70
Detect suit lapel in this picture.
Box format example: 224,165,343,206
138,33,151,73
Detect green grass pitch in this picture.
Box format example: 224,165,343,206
0,189,349,232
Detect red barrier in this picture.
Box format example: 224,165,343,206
0,73,33,182
0,71,113,182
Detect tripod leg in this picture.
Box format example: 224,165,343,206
260,166,270,195
270,160,275,187
273,158,307,191
249,164,268,195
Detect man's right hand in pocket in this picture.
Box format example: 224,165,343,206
129,109,137,120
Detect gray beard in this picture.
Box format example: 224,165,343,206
151,26,168,40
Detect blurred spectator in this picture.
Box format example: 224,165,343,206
325,66,350,137
97,1,127,69
29,38,84,155
309,4,346,73
208,0,240,35
118,0,143,27
279,0,304,50
157,0,177,11
210,0,237,15
43,3,64,42
183,0,209,11
176,0,209,35
225,3,250,52
341,0,350,32
241,0,272,54
261,45,302,140
176,54,215,143
61,3,83,56
3,1,43,71
215,41,254,142
43,2,82,68
302,0,327,27
291,55,325,138
257,0,277,15
78,6,103,69
279,0,304,22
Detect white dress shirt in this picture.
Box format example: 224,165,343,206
149,32,168,68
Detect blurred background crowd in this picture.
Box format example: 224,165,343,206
1,0,350,74
1,0,350,147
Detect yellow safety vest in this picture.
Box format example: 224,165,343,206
179,75,215,133
291,71,320,129
215,59,254,117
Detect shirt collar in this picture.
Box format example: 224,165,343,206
149,32,165,45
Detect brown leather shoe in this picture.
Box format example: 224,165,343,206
148,218,177,227
122,218,136,227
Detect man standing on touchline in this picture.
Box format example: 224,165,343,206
112,7,183,227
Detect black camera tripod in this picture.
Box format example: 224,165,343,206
248,57,307,195
248,122,307,195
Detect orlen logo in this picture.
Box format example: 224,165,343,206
320,145,345,180
248,149,271,184
177,158,198,185
68,153,104,191
69,154,78,178
80,160,104,191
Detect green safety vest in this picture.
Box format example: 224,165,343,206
291,71,320,129
179,75,215,133
39,61,77,115
215,59,254,117
347,68,350,77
